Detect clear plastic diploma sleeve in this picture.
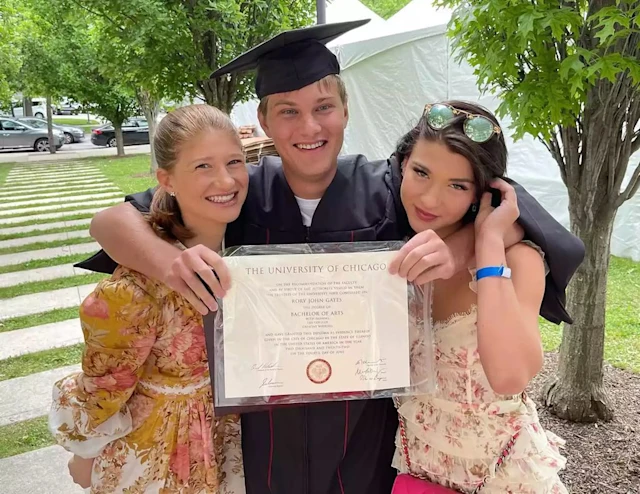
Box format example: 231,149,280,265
204,241,436,415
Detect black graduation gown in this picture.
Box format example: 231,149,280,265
75,154,585,494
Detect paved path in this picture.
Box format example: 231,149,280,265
0,365,82,426
0,207,108,226
0,143,150,163
0,445,85,494
0,241,99,267
0,184,117,200
0,263,91,288
0,283,97,320
0,198,119,217
0,319,83,360
5,178,111,192
0,156,144,493
0,218,92,236
0,229,91,249
0,192,121,210
5,171,102,184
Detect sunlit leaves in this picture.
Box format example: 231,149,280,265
434,0,640,143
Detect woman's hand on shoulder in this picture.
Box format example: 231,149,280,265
164,244,231,314
475,178,520,244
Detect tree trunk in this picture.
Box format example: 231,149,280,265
199,77,235,114
46,94,56,154
114,122,125,157
542,201,617,422
23,96,33,117
137,90,160,172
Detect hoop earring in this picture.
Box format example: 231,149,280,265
471,203,478,213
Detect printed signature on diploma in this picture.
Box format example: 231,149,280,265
260,377,284,389
355,358,388,382
253,362,285,389
251,361,283,371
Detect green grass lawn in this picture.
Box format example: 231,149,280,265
0,236,93,255
29,155,157,196
0,203,109,220
0,163,12,185
0,416,55,459
0,272,106,299
0,212,96,229
0,306,80,333
1,154,155,195
52,117,101,127
0,253,92,275
0,222,89,241
0,190,117,209
93,155,156,195
540,255,640,372
0,344,83,381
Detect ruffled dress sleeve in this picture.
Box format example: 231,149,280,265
49,267,161,459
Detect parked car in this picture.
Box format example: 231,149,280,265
10,98,56,119
0,117,64,152
16,117,84,144
55,99,83,115
91,118,149,147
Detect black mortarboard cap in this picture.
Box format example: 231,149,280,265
210,20,370,99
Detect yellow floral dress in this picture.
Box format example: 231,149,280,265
49,266,245,494
393,266,568,493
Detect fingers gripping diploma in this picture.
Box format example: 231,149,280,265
388,230,456,285
164,244,232,314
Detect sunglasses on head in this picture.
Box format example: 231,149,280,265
423,103,502,143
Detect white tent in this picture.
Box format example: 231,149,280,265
384,0,452,34
330,0,640,261
326,0,386,45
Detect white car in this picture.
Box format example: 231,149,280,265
10,98,55,119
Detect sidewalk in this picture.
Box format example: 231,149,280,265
0,144,150,163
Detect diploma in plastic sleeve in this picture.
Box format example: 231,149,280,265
209,242,415,410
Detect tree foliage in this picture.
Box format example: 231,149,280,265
359,0,412,19
69,0,316,113
0,1,21,108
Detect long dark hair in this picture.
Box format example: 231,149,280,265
395,100,508,206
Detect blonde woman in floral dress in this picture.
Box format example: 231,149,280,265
388,101,568,493
49,105,248,493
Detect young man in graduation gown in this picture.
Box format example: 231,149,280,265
76,20,585,494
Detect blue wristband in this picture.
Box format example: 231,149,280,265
476,265,511,281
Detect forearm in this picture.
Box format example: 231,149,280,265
443,223,475,273
474,235,542,394
90,203,181,282
504,221,524,249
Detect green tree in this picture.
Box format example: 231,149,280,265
64,0,195,168
64,0,315,169
7,0,73,153
436,0,640,422
69,26,139,158
187,0,315,112
0,1,21,109
359,0,412,19
73,0,316,114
